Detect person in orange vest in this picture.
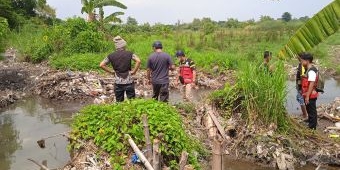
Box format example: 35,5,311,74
296,53,308,119
175,50,196,101
300,53,319,130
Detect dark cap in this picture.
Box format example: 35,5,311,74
152,41,162,49
175,50,185,57
264,51,272,59
300,53,313,62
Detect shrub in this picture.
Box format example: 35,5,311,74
70,99,204,169
50,53,106,71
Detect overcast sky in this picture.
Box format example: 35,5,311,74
46,0,334,24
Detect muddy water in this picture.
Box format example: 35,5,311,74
286,78,340,114
0,97,86,170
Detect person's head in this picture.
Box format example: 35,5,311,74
152,41,163,51
113,36,127,50
175,50,186,62
264,51,272,63
297,52,306,62
300,53,313,67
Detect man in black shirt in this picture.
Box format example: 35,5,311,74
100,36,141,102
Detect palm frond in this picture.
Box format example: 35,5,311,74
104,12,124,23
278,0,340,59
96,0,127,9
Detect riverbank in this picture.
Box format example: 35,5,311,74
1,58,340,170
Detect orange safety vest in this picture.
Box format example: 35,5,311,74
301,68,318,99
179,65,193,84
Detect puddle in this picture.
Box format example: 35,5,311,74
0,97,86,170
286,78,340,114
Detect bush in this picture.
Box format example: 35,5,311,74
50,53,106,71
70,99,204,169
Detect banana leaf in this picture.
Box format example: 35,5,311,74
278,0,340,59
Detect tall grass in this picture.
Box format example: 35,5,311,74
238,61,289,131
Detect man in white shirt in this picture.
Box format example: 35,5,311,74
300,53,318,130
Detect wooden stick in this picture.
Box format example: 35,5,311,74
126,134,154,170
179,151,189,170
326,126,340,130
27,159,50,170
153,139,161,170
142,114,152,163
207,106,227,140
211,140,223,170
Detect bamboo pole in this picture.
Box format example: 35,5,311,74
153,139,161,170
212,140,222,170
27,159,50,170
142,114,152,163
126,134,154,170
179,151,189,170
206,113,217,139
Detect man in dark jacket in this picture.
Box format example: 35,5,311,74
100,36,141,102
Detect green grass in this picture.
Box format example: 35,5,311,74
49,53,107,71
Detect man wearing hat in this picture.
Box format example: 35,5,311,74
147,41,175,102
175,50,196,101
300,53,319,129
100,36,141,102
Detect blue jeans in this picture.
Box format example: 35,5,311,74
296,90,304,106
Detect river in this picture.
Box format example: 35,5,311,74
0,79,339,170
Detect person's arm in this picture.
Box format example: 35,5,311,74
99,57,114,74
170,64,175,71
131,54,141,75
190,59,196,84
192,70,196,83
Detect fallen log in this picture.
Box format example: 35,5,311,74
126,134,154,170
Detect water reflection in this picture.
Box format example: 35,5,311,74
0,115,21,170
0,97,85,170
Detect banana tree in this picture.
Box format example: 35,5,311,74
278,0,340,59
81,0,127,22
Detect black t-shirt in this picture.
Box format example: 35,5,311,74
107,50,133,79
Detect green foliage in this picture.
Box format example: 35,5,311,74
50,53,106,71
70,99,204,168
278,0,340,58
0,17,9,52
210,61,289,131
238,61,289,131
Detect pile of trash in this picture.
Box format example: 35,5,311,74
318,97,340,138
33,69,230,102
0,64,29,109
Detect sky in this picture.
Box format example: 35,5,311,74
46,0,334,24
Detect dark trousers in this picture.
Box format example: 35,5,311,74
114,83,135,102
306,99,317,129
152,83,169,102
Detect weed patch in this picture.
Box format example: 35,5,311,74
70,99,205,169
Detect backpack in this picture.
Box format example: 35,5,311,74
308,66,325,93
316,68,325,93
